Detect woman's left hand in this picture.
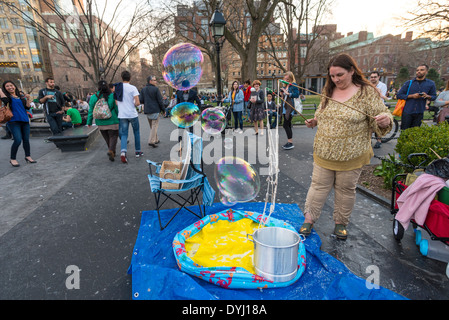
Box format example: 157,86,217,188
374,114,391,129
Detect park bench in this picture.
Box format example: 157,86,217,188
47,125,99,152
1,122,52,137
302,103,316,111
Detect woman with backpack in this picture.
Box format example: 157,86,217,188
87,80,119,161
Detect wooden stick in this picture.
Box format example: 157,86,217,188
267,89,309,123
280,80,376,119
429,147,442,159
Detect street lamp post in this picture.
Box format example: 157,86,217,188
210,6,226,105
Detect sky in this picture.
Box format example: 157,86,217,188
328,0,417,37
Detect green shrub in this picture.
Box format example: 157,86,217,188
373,153,405,189
395,122,449,167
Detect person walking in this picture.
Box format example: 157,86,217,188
1,81,36,167
115,71,143,163
301,53,393,240
87,80,119,162
38,77,65,135
249,80,265,135
223,80,244,133
281,71,300,150
397,64,437,131
369,71,389,149
140,76,165,148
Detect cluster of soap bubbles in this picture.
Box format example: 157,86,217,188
163,43,260,206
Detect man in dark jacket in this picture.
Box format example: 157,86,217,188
38,77,65,135
140,76,165,147
397,64,437,130
176,88,201,107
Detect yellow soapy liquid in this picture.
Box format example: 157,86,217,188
185,218,259,274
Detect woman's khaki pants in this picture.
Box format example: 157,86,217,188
304,163,362,226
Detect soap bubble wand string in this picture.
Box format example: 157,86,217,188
259,83,280,229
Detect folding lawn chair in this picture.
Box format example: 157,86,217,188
146,132,215,230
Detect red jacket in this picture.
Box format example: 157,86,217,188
243,86,252,102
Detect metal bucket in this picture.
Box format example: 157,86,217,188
247,227,302,282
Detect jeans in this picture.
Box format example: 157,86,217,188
244,101,250,119
8,121,31,160
47,112,63,135
119,117,141,153
233,111,243,130
268,110,278,128
401,112,423,130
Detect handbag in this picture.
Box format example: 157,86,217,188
0,103,13,124
437,107,449,124
392,80,413,117
294,97,303,113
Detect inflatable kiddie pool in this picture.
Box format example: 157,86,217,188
172,208,307,289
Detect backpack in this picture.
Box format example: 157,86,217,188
93,95,112,120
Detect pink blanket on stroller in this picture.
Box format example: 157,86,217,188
396,173,446,230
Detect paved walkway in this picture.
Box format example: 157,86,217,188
0,115,447,299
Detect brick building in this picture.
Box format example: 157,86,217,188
0,1,53,97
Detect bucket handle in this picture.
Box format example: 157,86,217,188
246,233,254,243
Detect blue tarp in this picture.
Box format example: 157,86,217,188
128,202,407,300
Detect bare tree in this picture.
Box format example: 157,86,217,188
267,0,333,82
2,0,152,85
404,0,449,41
221,0,283,82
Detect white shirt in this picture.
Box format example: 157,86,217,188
117,83,139,118
376,81,388,102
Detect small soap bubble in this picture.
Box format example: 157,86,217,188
201,108,226,135
224,137,233,150
170,102,200,128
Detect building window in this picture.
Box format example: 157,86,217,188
3,32,13,43
0,17,8,29
7,48,16,59
18,47,27,58
21,61,31,71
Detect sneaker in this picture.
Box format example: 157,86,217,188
135,151,144,158
373,141,382,149
282,142,294,150
120,152,128,164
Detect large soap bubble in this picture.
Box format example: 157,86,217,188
162,43,204,91
214,157,260,205
170,102,200,128
201,107,227,135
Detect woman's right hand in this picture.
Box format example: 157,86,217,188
305,118,317,128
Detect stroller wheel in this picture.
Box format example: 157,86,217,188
393,219,404,241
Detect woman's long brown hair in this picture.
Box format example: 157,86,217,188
321,53,374,109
